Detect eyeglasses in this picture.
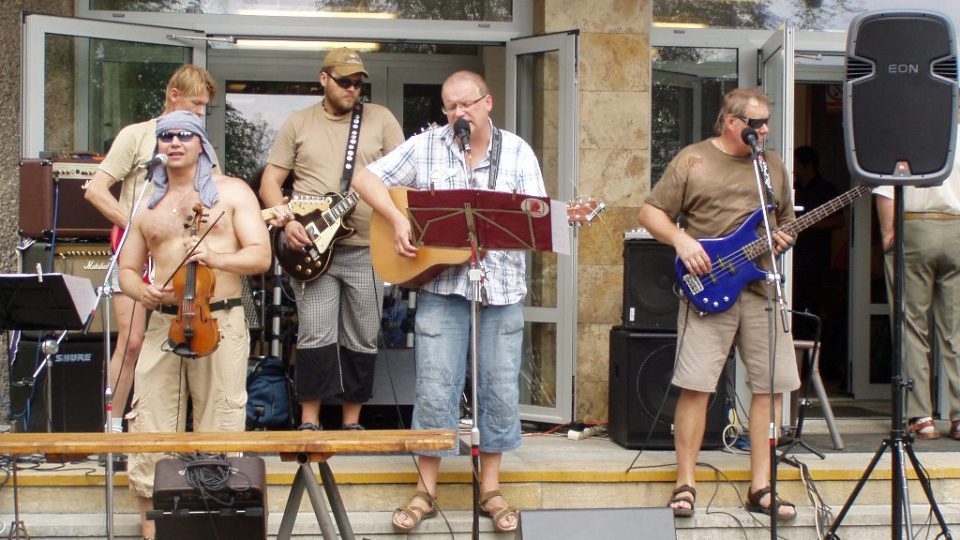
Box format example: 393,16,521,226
158,130,196,143
331,75,364,90
441,94,487,115
736,115,770,129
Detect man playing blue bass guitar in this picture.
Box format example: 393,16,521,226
638,87,800,521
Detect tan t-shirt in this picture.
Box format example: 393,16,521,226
266,101,405,245
646,138,795,292
97,119,157,216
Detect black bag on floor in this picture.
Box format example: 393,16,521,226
245,356,293,429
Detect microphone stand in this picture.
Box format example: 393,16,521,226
86,158,159,540
744,129,789,540
454,121,484,540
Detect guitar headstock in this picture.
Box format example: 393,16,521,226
567,197,606,226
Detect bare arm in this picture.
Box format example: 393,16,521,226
187,179,272,276
638,203,711,275
259,163,310,250
875,194,895,252
118,217,169,309
351,167,416,257
258,163,290,208
84,170,127,228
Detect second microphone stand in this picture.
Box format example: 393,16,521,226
744,127,791,540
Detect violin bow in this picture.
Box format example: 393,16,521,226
160,209,227,289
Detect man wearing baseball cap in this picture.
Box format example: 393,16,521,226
260,48,404,433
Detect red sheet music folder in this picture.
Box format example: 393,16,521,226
406,189,556,252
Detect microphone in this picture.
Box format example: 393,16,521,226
138,154,168,170
740,128,760,150
453,119,471,152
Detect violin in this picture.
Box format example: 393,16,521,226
167,203,220,358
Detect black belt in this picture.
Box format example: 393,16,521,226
157,297,242,316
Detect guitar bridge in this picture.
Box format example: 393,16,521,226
683,273,704,295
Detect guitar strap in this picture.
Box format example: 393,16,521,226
488,127,502,190
339,102,364,192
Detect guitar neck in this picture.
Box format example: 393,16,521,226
743,184,871,260
328,192,360,222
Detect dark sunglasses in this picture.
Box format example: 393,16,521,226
736,115,770,129
332,76,364,90
158,130,196,143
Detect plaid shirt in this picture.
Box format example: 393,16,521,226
366,120,546,305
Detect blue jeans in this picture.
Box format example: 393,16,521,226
412,291,524,456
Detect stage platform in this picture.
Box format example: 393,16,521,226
2,415,960,539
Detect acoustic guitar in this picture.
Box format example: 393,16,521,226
371,187,605,287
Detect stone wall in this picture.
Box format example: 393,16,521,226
0,2,74,425
540,0,652,422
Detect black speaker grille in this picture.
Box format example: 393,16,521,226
622,240,678,332
608,329,732,450
845,57,873,80
933,57,958,80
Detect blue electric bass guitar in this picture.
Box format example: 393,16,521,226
676,184,871,314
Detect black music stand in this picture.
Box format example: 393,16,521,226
406,189,568,539
0,272,97,540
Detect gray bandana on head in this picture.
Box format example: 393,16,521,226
147,110,219,209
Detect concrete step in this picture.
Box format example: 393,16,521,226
4,423,960,538
2,505,958,539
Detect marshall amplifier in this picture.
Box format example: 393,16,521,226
18,241,115,334
151,456,267,540
19,156,120,239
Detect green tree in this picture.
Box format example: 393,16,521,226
224,102,273,183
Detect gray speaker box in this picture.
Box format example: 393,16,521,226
520,507,676,539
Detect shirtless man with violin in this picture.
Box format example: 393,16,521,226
118,110,271,540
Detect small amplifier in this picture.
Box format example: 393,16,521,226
18,241,115,334
152,456,267,540
19,155,120,240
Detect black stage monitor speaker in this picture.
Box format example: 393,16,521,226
521,507,676,540
152,456,267,540
9,337,110,433
844,10,958,186
608,328,733,450
622,239,678,332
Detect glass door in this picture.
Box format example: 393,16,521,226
22,14,206,159
506,31,578,423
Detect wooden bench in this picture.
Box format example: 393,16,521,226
0,429,457,540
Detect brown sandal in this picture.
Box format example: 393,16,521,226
668,485,696,517
480,490,520,532
745,486,796,521
909,417,942,440
392,490,438,532
949,420,960,441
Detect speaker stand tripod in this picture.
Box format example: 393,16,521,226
825,188,951,540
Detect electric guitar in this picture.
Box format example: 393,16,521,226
371,187,605,287
676,184,871,314
266,191,361,282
